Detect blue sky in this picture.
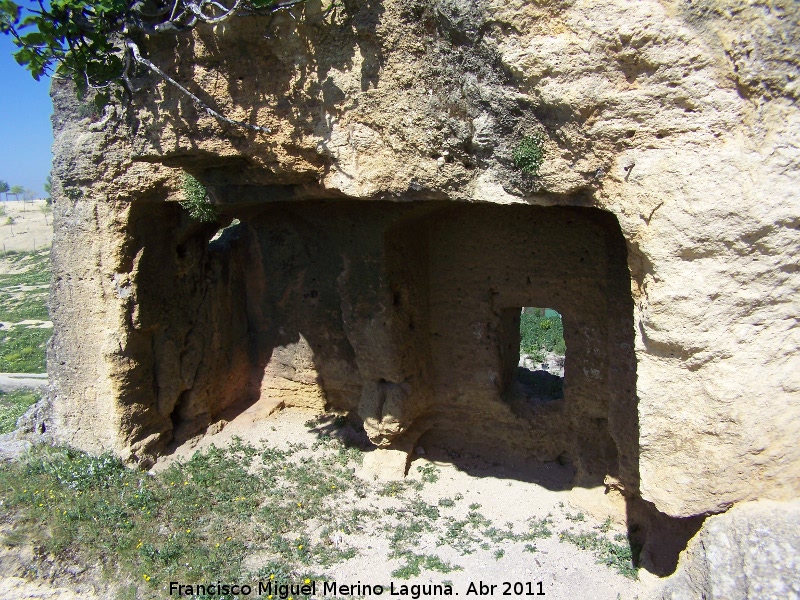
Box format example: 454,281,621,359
0,33,53,198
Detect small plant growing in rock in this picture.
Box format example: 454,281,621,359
180,173,217,222
513,132,546,176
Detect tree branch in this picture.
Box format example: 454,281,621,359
126,39,270,133
193,0,243,25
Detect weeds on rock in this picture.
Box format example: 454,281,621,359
180,173,217,223
512,133,546,177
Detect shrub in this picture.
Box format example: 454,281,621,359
512,133,546,176
180,173,217,222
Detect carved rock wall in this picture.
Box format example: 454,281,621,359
49,0,799,525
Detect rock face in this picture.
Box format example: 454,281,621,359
660,500,800,600
49,0,799,535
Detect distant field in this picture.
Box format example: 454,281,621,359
0,249,51,373
0,199,53,254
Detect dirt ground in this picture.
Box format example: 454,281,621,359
152,407,664,600
0,200,53,254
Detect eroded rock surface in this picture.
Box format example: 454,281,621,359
48,0,799,535
660,500,800,600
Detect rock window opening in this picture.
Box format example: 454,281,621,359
209,217,241,245
508,307,566,406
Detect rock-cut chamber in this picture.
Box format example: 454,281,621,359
117,199,637,492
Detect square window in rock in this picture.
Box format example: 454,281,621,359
502,307,566,409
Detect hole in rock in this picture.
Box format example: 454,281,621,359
209,217,241,245
508,307,566,408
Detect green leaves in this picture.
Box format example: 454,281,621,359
0,1,21,33
180,173,218,222
1,0,127,91
513,132,546,177
18,30,44,45
1,0,311,125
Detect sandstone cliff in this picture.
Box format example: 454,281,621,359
49,0,799,541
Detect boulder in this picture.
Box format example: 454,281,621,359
661,501,800,600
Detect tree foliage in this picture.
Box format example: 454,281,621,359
0,0,320,128
6,184,24,201
0,180,8,194
1,0,128,92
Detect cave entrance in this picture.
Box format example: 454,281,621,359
149,199,635,490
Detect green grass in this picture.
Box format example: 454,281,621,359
0,389,40,434
0,249,51,287
559,529,640,579
0,439,349,598
0,411,638,595
0,249,50,372
3,434,619,597
0,293,49,322
3,434,480,597
390,550,460,578
0,326,49,372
